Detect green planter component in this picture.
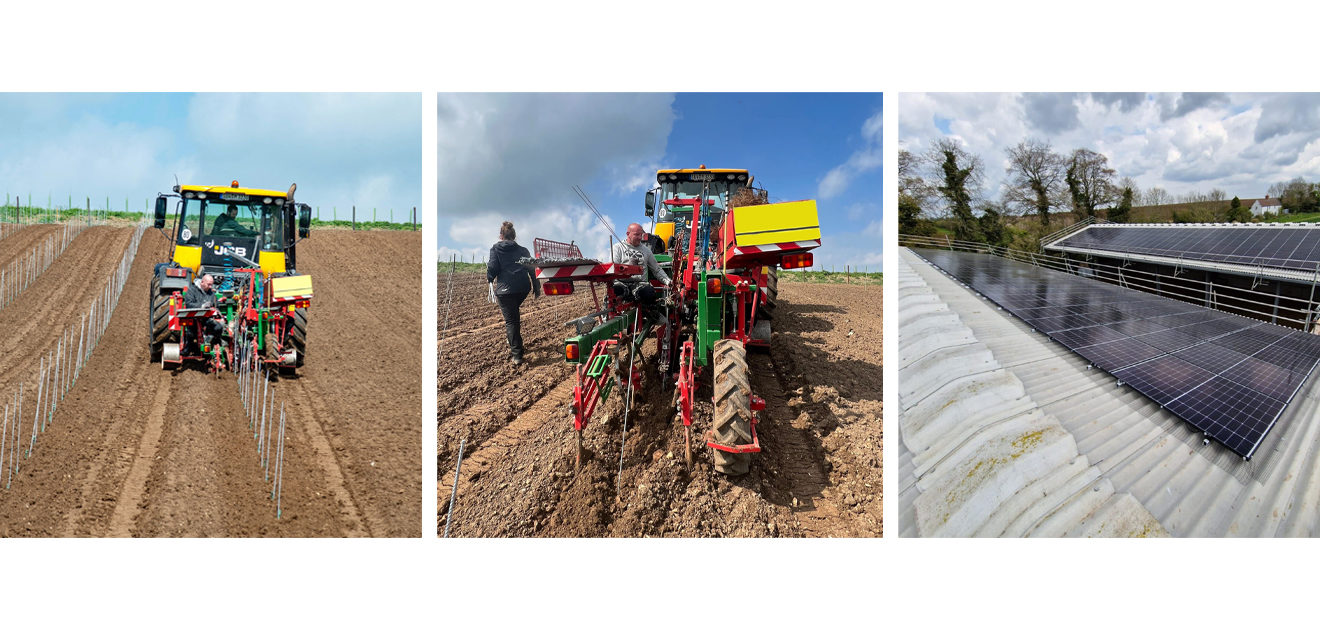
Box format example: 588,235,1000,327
695,269,725,367
564,310,635,365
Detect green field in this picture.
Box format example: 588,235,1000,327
439,259,882,285
779,269,882,284
0,205,416,231
1259,212,1320,223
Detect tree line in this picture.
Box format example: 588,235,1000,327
899,138,1276,250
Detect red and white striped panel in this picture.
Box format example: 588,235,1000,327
536,263,643,280
731,239,821,257
272,294,312,303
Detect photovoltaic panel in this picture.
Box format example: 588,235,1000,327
1222,357,1310,403
1075,338,1165,372
1164,378,1286,458
1113,356,1215,405
1048,225,1320,273
1132,328,1204,353
912,247,1320,459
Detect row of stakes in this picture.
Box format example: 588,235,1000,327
0,219,93,310
0,219,146,488
236,332,289,519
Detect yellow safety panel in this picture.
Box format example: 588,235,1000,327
259,250,287,275
730,200,820,247
180,184,289,198
654,221,675,246
173,244,202,272
271,274,313,300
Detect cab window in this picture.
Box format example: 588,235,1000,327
178,199,203,245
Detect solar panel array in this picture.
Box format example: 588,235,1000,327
1049,225,1320,272
914,247,1320,459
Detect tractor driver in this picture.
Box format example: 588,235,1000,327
611,223,671,306
212,206,258,237
184,273,233,345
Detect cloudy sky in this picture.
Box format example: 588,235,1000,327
0,93,420,221
438,93,883,271
900,93,1320,204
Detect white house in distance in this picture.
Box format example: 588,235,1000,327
1251,195,1284,217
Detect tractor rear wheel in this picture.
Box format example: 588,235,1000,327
290,307,308,367
711,338,752,476
756,266,779,321
148,277,169,362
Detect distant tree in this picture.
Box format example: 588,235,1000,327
1280,177,1320,214
929,138,983,242
1118,177,1139,199
1145,186,1171,206
899,193,939,237
978,202,1007,246
1065,148,1118,219
898,149,934,210
1208,188,1227,203
1268,180,1289,200
1110,187,1133,223
1004,139,1066,227
1226,196,1251,222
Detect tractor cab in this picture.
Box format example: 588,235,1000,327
645,167,752,251
154,181,312,281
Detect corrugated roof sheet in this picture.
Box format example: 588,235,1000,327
902,246,1320,536
898,250,1165,537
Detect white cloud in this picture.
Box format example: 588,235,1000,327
899,92,1320,203
0,117,187,207
186,93,420,215
0,93,419,215
437,93,675,219
446,206,616,265
818,110,883,199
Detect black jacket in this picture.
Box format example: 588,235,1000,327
184,282,216,309
487,240,540,296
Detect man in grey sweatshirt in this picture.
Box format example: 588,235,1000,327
612,223,671,305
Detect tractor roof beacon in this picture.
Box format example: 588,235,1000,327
542,165,821,477
148,180,315,376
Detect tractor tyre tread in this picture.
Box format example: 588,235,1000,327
711,338,752,476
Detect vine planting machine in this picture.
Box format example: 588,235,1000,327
147,181,314,375
538,166,820,476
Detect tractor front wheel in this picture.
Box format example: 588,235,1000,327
711,338,752,476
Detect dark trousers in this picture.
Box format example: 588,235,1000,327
611,281,657,305
497,291,529,358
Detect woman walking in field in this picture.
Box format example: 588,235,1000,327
487,221,540,365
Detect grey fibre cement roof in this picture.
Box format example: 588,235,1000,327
899,247,1320,537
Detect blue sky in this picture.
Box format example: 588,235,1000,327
0,93,421,220
438,93,882,271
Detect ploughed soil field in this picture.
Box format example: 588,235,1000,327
0,225,420,537
439,273,881,537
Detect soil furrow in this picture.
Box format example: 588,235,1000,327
438,275,882,537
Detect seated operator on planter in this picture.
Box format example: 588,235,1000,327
184,273,233,347
611,223,670,307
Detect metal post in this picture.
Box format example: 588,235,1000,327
275,403,286,518
444,439,466,538
352,205,356,231
0,403,7,487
